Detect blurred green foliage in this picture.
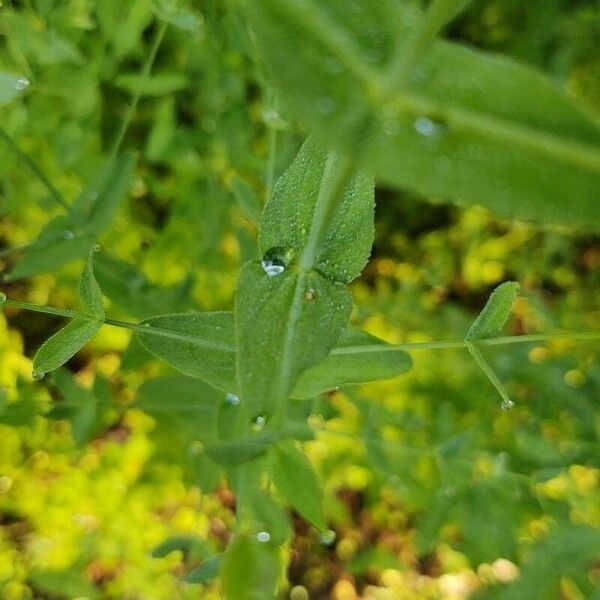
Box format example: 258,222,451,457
0,0,599,599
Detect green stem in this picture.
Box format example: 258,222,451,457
110,20,168,157
0,126,77,219
466,341,512,407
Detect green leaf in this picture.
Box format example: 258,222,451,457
205,432,280,465
80,250,104,318
236,263,352,416
260,136,374,283
152,1,203,33
184,554,223,584
240,0,600,228
9,217,94,280
245,489,292,546
465,282,520,341
221,535,280,600
137,375,221,441
293,327,412,398
151,535,210,559
71,152,136,235
136,312,237,392
0,72,29,108
271,439,325,530
32,320,102,378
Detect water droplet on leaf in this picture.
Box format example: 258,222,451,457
93,244,101,252
256,531,270,543
501,399,515,411
414,116,446,138
188,440,204,455
251,415,266,431
32,370,45,381
225,392,240,406
261,247,292,277
305,288,316,301
319,530,336,545
62,230,74,240
14,77,30,91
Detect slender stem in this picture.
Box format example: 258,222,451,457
466,341,512,406
0,126,75,217
110,20,168,157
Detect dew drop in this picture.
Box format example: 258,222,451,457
316,97,335,115
304,288,316,301
261,246,291,277
188,440,204,455
0,292,6,305
93,244,101,252
256,531,270,543
226,392,240,406
251,415,266,431
32,370,45,381
319,530,336,545
62,230,74,240
14,77,30,91
414,116,445,138
383,118,400,137
501,399,515,412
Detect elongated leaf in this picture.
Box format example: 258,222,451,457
240,0,600,228
231,176,262,226
236,263,352,416
136,312,236,392
184,555,222,584
221,536,280,600
245,489,292,546
9,216,94,280
465,282,520,341
271,439,325,530
260,136,374,283
0,71,29,107
71,153,136,235
135,311,411,397
80,250,104,318
293,327,412,398
32,320,102,377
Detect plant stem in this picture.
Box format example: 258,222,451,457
466,341,512,406
110,20,168,157
0,126,75,217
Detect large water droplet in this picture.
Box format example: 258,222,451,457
319,530,336,545
32,370,45,381
14,77,30,91
226,392,240,406
256,531,270,543
62,230,74,240
414,116,446,138
261,247,291,277
501,399,515,412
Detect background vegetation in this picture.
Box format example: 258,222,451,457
0,1,599,598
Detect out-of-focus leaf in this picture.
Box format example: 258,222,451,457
231,176,262,226
271,439,325,530
221,535,280,600
236,263,352,416
240,0,600,228
151,535,211,559
205,431,280,465
115,73,189,96
184,554,223,583
80,250,104,318
259,136,374,283
465,282,520,340
28,568,101,600
152,1,203,33
0,71,29,107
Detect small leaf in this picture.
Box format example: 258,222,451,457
465,282,520,341
32,320,102,378
79,249,104,318
205,432,280,465
260,136,374,283
236,263,352,416
221,535,280,600
0,71,29,108
151,535,210,559
271,439,325,530
184,554,222,584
